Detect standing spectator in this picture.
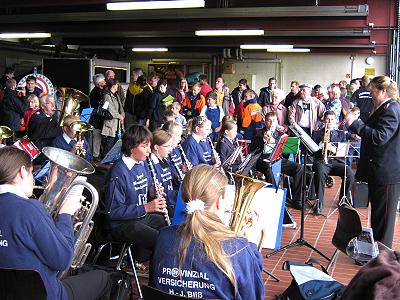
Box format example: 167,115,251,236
325,85,342,127
346,75,400,248
182,83,205,119
22,75,43,99
0,67,14,92
105,69,126,108
231,78,249,109
20,94,39,133
214,77,234,116
125,68,144,129
240,89,263,140
263,88,288,132
284,80,301,108
259,77,277,107
101,79,124,157
89,73,106,160
148,78,175,131
0,78,27,131
198,74,213,98
143,73,161,128
288,84,326,135
174,77,189,104
133,75,151,125
351,75,373,122
200,91,225,142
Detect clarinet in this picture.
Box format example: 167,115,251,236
177,144,192,171
208,136,221,167
169,153,185,181
146,157,171,226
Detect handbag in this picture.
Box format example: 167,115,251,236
95,98,113,120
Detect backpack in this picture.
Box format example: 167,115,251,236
276,259,344,300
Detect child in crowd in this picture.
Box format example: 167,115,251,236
163,110,175,125
200,91,224,142
170,101,187,129
182,83,205,119
20,94,39,132
240,89,264,140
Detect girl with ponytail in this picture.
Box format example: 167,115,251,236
151,164,264,300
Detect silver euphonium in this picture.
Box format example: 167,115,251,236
40,147,98,278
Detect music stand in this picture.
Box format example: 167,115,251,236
266,124,331,262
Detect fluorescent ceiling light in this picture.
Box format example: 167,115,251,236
107,0,205,10
132,47,168,52
195,30,264,36
240,44,293,50
0,33,51,38
267,48,310,53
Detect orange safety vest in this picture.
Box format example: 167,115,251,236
242,102,263,128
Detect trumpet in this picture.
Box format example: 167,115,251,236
146,156,171,226
70,121,93,158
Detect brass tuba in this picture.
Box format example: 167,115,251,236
0,126,13,145
70,121,93,158
57,87,89,126
40,147,98,278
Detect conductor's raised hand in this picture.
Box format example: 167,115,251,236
144,197,167,213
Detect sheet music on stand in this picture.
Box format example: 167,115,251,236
101,140,122,164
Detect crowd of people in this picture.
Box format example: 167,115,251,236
0,65,399,299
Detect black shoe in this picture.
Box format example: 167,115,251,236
313,207,322,215
286,200,302,210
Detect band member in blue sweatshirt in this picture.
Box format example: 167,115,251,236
200,91,225,142
151,165,264,300
216,119,241,172
148,129,177,215
163,121,186,183
104,125,167,262
51,115,92,162
0,147,110,300
182,115,219,167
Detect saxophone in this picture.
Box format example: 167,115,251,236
146,156,171,226
322,128,331,164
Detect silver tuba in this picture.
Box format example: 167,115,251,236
40,147,98,277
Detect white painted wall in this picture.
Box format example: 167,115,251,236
223,53,386,95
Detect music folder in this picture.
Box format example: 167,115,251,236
289,124,319,154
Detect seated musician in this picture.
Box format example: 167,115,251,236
0,147,110,300
151,164,264,300
27,94,62,152
181,115,220,168
104,124,167,262
312,111,354,215
163,121,187,183
216,119,242,172
250,112,303,209
51,115,92,162
148,129,177,217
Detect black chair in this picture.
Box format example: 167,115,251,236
142,285,218,300
0,268,47,300
92,210,143,299
327,203,362,269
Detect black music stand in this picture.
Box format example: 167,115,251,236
265,124,331,262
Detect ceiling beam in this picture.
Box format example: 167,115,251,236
0,5,368,24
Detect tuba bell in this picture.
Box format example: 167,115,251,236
57,87,89,126
40,147,98,278
0,126,13,145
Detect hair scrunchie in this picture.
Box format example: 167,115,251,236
186,199,205,214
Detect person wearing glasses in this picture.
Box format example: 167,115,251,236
148,129,177,217
182,115,220,168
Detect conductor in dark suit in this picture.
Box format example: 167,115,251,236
346,75,400,248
